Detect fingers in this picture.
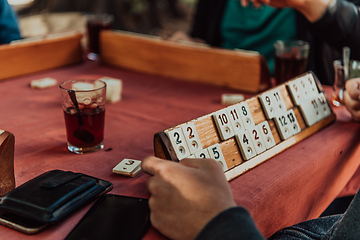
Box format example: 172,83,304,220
344,90,360,121
141,156,170,176
345,78,360,101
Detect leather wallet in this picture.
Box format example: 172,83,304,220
0,170,113,229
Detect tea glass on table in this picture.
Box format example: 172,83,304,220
274,40,310,85
332,59,360,106
59,79,106,154
86,14,113,60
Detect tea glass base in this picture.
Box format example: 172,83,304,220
67,142,104,154
87,52,99,61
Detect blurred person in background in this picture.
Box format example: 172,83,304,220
0,0,21,43
170,0,360,85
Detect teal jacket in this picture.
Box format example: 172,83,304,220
0,0,20,44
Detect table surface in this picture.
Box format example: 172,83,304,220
1,60,360,240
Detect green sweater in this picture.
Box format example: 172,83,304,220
220,0,296,75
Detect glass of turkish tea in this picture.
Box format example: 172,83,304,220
86,14,113,60
332,59,360,106
59,79,106,154
274,40,310,85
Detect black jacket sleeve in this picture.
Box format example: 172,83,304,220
310,0,360,59
195,207,266,240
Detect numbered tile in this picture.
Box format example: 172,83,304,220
287,80,305,106
213,109,235,140
299,99,321,127
317,93,332,119
248,125,266,154
296,76,311,99
181,122,202,154
304,74,319,97
258,121,276,149
226,105,245,134
286,109,301,135
235,131,257,160
271,89,287,114
167,128,191,160
113,159,142,177
238,102,255,129
207,143,228,171
194,149,211,159
274,113,294,140
259,92,278,119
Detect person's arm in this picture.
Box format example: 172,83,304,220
242,0,331,22
141,157,265,240
243,0,360,59
344,78,360,121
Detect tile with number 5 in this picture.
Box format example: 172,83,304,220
207,143,228,171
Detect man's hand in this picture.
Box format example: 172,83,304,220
344,78,360,121
141,157,236,240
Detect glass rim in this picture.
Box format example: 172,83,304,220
85,13,114,21
333,59,360,68
274,40,310,49
59,79,106,92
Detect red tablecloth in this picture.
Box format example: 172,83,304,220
0,60,359,239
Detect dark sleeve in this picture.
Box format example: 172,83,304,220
310,0,360,59
195,207,266,240
0,0,21,44
189,0,227,47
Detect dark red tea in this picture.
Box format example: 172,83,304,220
274,53,307,84
87,20,112,54
64,106,105,148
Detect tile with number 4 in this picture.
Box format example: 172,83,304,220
181,122,202,154
258,121,276,149
235,131,257,160
213,109,235,140
207,143,228,172
167,128,191,160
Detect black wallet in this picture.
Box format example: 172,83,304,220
0,170,113,234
